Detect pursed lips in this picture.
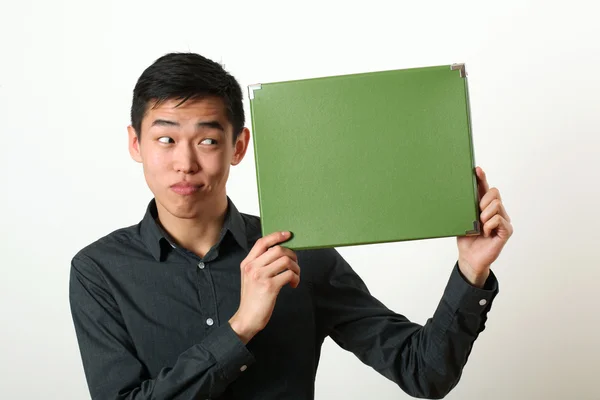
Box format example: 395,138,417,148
170,182,202,195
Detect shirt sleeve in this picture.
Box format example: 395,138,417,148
312,248,499,399
69,255,254,400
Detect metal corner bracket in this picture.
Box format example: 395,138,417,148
248,84,262,100
451,63,467,78
465,220,481,236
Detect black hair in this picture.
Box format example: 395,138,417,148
130,52,245,142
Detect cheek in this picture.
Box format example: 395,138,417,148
148,152,166,169
203,152,227,172
143,150,169,178
202,152,230,177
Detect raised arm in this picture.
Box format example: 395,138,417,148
312,249,498,399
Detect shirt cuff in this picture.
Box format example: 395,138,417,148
443,261,499,314
201,322,255,381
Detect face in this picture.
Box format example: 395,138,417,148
128,97,250,220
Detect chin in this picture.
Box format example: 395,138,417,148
168,207,202,219
159,199,201,219
169,195,203,217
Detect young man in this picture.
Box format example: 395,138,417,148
69,52,513,400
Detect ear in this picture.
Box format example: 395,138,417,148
127,125,143,163
231,127,250,166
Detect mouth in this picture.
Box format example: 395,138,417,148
170,182,202,196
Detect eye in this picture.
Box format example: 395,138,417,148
158,137,174,144
200,138,218,145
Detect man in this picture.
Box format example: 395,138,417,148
69,52,513,400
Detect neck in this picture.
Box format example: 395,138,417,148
156,195,229,258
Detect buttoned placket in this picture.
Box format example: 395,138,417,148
196,254,220,331
169,240,221,332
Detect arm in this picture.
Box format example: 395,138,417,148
313,249,498,399
69,255,254,400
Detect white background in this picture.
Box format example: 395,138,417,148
1,0,599,399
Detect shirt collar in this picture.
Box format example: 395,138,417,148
140,197,249,262
224,199,250,252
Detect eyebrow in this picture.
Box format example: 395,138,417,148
151,119,225,131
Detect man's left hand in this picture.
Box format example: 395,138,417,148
457,167,514,288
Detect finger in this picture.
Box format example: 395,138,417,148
253,245,298,269
272,269,301,289
480,187,502,211
243,231,291,265
475,166,490,201
483,214,500,237
483,214,513,239
263,257,300,278
480,198,511,224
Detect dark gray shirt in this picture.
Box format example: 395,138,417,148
69,198,498,400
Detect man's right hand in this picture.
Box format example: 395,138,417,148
229,231,300,344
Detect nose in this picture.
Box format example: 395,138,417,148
173,143,200,174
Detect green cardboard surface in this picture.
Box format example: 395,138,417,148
248,64,480,250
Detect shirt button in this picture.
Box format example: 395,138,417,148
206,318,214,326
198,262,205,269
479,299,487,306
240,365,247,372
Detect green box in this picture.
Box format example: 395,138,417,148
248,63,480,250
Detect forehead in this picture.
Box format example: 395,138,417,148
143,96,230,125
